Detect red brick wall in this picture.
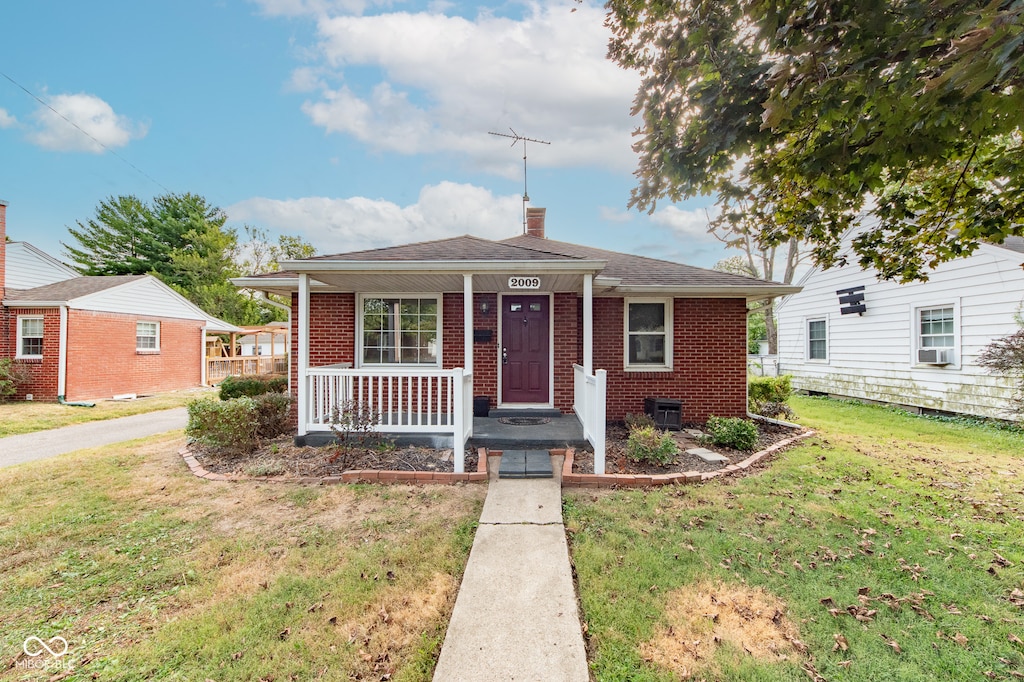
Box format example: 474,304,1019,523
64,310,204,400
594,297,748,422
293,292,748,427
5,308,61,401
289,292,356,424
553,293,579,413
471,293,499,407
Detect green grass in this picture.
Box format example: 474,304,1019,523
0,434,484,680
0,389,215,437
566,396,1024,681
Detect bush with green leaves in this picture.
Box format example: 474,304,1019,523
0,359,30,401
703,416,759,452
624,412,656,431
186,397,259,455
253,393,292,439
218,374,287,400
626,424,679,465
748,375,795,419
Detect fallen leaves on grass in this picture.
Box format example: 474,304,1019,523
640,581,803,679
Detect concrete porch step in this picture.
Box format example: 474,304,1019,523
498,449,554,479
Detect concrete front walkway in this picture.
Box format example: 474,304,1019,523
433,478,589,681
0,407,188,468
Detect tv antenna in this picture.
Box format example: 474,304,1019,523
488,128,551,233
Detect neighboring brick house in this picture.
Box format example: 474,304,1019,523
1,200,240,401
235,207,799,473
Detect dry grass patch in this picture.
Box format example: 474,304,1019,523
640,581,803,679
341,572,458,678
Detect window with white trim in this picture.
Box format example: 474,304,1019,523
807,318,828,361
136,321,160,351
919,307,955,348
360,297,440,366
17,316,44,358
625,299,672,370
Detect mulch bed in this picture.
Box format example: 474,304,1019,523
572,421,805,475
193,437,479,478
190,421,804,480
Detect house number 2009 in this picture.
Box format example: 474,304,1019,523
508,276,541,289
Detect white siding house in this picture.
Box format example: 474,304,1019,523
776,238,1024,420
4,242,80,289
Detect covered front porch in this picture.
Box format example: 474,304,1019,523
287,260,610,474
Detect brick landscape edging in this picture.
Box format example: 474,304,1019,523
178,445,490,486
180,431,815,487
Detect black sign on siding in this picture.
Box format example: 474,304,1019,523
837,285,866,315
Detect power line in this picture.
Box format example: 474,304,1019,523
0,70,170,193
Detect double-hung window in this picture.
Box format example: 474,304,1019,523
360,297,440,366
807,318,828,361
919,307,955,349
17,316,44,358
625,299,672,370
136,321,160,351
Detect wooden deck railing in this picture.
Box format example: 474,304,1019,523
207,355,288,384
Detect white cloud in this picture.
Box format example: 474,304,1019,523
28,93,147,153
598,206,632,223
650,205,720,243
287,2,640,174
251,0,369,17
227,181,523,253
0,108,16,128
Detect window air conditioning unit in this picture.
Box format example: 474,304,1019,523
918,348,953,365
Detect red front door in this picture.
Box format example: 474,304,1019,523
501,295,550,404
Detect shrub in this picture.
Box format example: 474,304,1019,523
748,375,794,418
253,393,292,439
703,416,759,452
626,424,679,465
0,359,30,401
327,400,381,468
186,397,259,455
624,412,656,431
219,374,287,400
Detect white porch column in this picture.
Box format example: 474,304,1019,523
297,274,310,437
463,274,473,373
583,273,594,375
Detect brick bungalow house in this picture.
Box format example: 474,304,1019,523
234,208,799,473
1,200,241,402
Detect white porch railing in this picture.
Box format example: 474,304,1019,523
305,365,473,473
573,364,607,475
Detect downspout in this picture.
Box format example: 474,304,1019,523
57,305,94,407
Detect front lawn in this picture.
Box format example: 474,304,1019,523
0,434,484,680
0,389,215,438
566,396,1024,681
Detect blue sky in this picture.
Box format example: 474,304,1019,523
0,0,730,270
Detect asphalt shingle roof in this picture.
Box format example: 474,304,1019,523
4,275,146,302
308,235,583,262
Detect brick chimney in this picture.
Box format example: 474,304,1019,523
525,207,546,238
0,199,6,300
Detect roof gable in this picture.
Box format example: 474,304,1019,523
4,242,80,289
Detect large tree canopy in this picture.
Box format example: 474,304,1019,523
62,193,312,325
607,0,1024,281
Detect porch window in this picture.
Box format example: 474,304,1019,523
17,316,44,358
360,297,440,366
807,318,827,360
137,321,160,351
624,299,672,370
